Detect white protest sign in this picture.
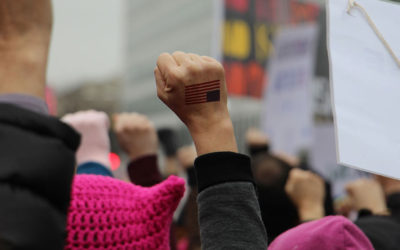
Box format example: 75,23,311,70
328,0,400,179
311,123,337,179
310,123,370,198
261,24,318,156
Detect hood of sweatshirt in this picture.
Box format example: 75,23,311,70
269,216,373,250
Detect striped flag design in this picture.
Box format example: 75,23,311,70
185,80,221,105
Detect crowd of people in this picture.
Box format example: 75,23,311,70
1,1,400,249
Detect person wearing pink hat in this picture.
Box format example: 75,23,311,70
62,110,186,249
269,216,374,250
65,173,185,249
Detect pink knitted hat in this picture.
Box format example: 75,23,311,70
65,175,185,249
269,216,374,250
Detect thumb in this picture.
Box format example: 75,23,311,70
154,67,169,102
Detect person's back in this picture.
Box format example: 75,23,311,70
0,104,79,249
0,1,81,248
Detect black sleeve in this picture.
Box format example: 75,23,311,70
195,152,268,249
387,192,400,223
355,215,400,250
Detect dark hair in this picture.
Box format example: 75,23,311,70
252,153,299,243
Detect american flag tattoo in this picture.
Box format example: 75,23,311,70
185,80,221,105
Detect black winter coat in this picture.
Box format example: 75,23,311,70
0,104,80,250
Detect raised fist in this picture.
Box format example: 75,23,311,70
285,169,325,221
346,178,388,215
62,110,111,167
113,113,158,161
155,52,230,129
154,52,237,155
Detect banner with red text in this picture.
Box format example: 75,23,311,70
222,0,320,98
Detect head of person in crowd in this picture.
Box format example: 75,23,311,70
62,110,186,249
65,174,185,249
269,216,374,250
253,152,332,243
0,0,52,99
252,153,299,242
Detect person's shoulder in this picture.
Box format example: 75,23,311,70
0,103,80,150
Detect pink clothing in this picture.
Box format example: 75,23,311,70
269,216,374,250
61,111,111,168
65,175,185,249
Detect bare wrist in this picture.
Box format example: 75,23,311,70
298,203,325,222
188,117,238,156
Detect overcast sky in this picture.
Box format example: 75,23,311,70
47,0,124,92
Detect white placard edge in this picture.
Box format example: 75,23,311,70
326,0,342,166
326,0,400,180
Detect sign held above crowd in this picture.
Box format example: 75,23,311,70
262,24,318,156
328,0,400,179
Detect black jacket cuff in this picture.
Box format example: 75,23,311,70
194,152,254,193
127,155,162,187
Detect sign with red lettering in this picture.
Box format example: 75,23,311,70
261,24,318,156
222,0,320,98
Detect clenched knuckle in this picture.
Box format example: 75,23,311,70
168,69,182,81
185,63,200,74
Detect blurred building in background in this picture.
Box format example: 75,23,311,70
50,0,356,195
123,0,271,151
123,0,328,152
52,0,330,153
123,0,218,119
48,0,394,196
57,78,123,117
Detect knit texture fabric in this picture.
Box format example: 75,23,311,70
65,175,185,249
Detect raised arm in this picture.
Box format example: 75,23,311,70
62,110,113,177
154,51,267,249
113,112,163,186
